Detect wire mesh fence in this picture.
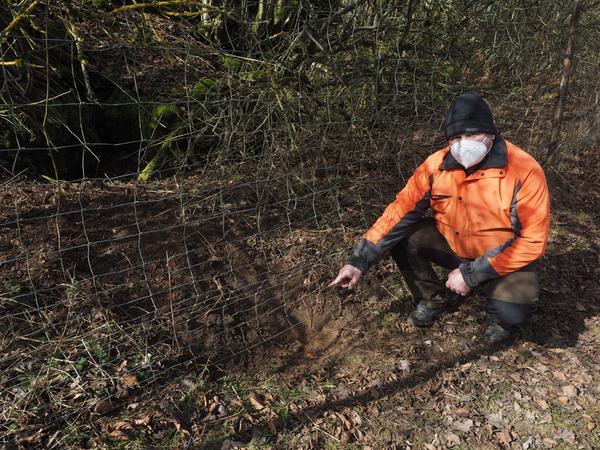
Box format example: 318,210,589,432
1,0,600,446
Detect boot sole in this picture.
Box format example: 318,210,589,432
407,308,446,327
407,317,433,327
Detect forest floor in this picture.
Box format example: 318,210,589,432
124,152,600,450
1,145,599,450
133,156,600,450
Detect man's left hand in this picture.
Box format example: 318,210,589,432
446,268,471,296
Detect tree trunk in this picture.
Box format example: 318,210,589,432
400,0,419,48
254,0,270,35
201,0,210,23
546,0,583,163
274,0,285,26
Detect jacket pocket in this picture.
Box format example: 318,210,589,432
430,192,452,218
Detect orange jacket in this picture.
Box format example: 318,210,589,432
348,137,550,287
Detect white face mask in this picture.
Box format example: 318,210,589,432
450,136,491,168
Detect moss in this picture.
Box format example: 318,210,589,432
150,103,180,129
221,55,242,71
191,78,216,96
381,312,399,335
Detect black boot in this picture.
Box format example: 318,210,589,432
407,302,447,327
484,322,513,343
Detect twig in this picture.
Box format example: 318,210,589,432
319,0,368,34
303,412,341,443
66,18,97,102
0,59,22,66
166,251,181,353
1,0,40,41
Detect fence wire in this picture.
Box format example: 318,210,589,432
1,0,600,446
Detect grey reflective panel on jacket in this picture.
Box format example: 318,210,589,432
349,190,431,273
510,180,523,237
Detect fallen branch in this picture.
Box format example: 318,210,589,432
1,0,40,40
0,59,22,66
0,58,44,68
111,1,214,14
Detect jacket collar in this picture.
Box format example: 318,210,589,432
441,135,507,170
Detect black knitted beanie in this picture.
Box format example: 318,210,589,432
443,91,497,139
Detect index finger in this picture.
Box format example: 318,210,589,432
328,274,342,287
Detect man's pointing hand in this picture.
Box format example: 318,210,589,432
329,264,363,289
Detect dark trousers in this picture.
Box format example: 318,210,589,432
389,218,539,327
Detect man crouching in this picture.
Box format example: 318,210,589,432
330,91,550,343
